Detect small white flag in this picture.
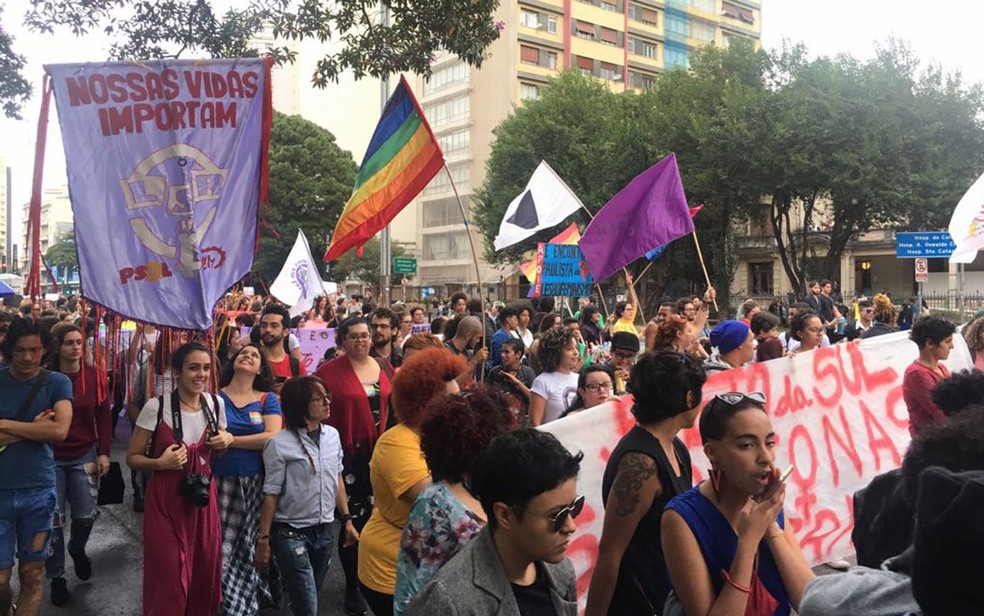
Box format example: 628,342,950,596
494,161,584,251
270,230,327,317
948,169,984,263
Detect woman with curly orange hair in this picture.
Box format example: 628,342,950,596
357,348,467,616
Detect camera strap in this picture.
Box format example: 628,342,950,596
168,391,218,444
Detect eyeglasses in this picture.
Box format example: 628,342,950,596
514,494,585,533
310,393,332,404
584,382,613,393
612,351,636,362
715,391,766,406
862,308,874,313
346,333,371,341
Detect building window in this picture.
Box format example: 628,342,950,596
574,20,596,39
546,15,558,33
423,197,469,227
749,262,774,295
690,0,715,12
628,3,659,26
628,37,656,58
690,19,716,43
599,27,619,46
628,70,656,89
437,129,470,154
599,62,621,81
424,96,470,127
722,2,754,24
423,165,470,197
423,230,470,260
521,9,540,28
520,83,541,100
423,62,469,95
600,0,619,11
664,47,689,69
665,15,688,36
575,55,594,76
520,45,540,65
546,51,558,69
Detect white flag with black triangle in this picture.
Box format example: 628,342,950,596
493,160,585,251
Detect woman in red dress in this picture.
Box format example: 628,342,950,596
126,341,234,616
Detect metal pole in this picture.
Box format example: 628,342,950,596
959,262,966,319
378,4,392,307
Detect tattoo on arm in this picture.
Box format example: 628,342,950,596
612,452,659,517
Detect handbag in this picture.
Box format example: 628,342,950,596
97,462,125,505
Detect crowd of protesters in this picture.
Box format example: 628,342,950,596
0,279,979,616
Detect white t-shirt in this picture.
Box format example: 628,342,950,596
288,333,300,352
531,371,579,424
779,331,831,353
136,394,227,446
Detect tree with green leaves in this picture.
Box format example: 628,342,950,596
0,5,32,118
45,229,77,277
3,0,502,118
254,111,357,283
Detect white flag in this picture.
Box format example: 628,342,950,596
494,161,584,251
270,230,327,317
948,169,984,263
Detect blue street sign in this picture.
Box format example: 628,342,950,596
895,231,956,258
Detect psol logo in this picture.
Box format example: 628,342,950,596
119,261,174,285
291,262,310,297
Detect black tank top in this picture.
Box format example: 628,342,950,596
600,425,692,615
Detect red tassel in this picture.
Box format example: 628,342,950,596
356,244,364,257
254,56,275,254
25,75,53,301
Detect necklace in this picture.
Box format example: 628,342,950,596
178,394,200,410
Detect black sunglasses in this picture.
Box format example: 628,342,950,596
515,494,585,533
714,391,766,406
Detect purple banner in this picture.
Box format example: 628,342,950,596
48,59,269,329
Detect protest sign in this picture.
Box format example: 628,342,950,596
410,323,432,335
47,59,273,329
533,242,594,297
240,326,336,373
541,331,972,611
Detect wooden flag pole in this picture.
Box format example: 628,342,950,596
692,229,718,312
446,163,488,380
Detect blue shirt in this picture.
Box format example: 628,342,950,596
262,425,343,527
486,327,512,372
0,367,74,490
212,391,282,478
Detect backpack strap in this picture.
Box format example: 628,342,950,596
288,355,301,377
14,369,49,422
145,395,165,456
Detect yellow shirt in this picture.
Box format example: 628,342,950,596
611,318,638,335
358,423,431,594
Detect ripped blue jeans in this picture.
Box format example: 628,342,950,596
44,447,99,579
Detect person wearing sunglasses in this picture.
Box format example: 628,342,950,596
563,364,616,418
843,299,875,341
406,429,582,616
662,391,814,616
585,351,706,616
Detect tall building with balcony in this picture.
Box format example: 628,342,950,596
410,0,761,291
18,185,74,273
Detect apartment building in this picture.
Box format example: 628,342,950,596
411,0,761,289
18,185,73,272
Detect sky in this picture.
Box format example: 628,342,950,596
3,0,984,235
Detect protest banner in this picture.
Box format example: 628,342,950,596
240,326,336,373
45,59,273,330
533,242,595,298
541,331,972,611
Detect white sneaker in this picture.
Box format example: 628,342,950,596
827,559,851,570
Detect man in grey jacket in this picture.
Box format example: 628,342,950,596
406,429,582,616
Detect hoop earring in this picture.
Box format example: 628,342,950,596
708,467,723,494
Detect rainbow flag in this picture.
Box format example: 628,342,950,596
324,75,444,261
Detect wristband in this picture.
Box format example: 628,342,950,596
720,569,751,594
337,513,353,521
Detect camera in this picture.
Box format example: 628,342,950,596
178,473,211,507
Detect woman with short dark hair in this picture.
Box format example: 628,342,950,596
255,376,358,616
902,316,956,437
662,392,814,616
585,350,707,616
393,387,516,615
529,327,580,426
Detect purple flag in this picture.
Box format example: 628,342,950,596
578,153,693,281
47,59,270,329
